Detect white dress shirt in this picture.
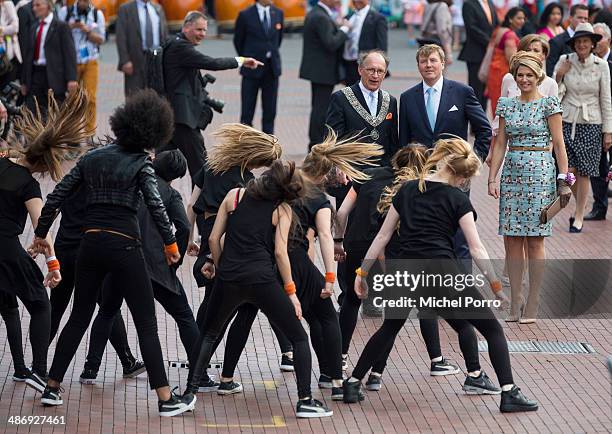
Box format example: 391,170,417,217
423,76,444,119
343,5,370,61
34,13,53,66
359,80,379,116
137,0,160,50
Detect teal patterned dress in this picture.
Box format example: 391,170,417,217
495,96,562,236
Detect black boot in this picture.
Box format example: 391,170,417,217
500,385,538,413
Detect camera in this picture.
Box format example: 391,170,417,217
200,73,225,114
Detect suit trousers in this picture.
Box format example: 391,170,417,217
308,83,335,149
589,147,612,216
77,59,99,133
240,63,279,134
26,65,65,116
123,65,146,97
467,62,486,111
164,123,206,184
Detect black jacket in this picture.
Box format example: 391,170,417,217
299,4,348,85
163,33,238,129
547,31,572,77
357,9,388,52
233,4,283,78
326,83,399,167
138,176,189,294
22,17,77,95
459,0,498,63
35,144,175,245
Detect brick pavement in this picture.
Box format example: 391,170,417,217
1,30,611,433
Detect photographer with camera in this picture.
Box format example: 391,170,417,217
162,11,262,182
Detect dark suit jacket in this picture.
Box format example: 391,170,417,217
399,79,491,158
17,2,34,60
358,9,388,52
22,17,76,95
163,33,238,129
547,31,571,77
459,0,498,63
326,83,399,166
234,5,283,78
299,4,348,85
137,176,189,294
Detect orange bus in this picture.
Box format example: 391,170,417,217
215,0,306,32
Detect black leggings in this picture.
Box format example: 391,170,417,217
0,291,50,375
85,279,200,371
188,279,312,399
351,287,513,386
49,247,135,368
48,232,169,389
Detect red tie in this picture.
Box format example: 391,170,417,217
34,21,45,62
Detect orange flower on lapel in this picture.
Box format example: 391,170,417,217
386,112,392,120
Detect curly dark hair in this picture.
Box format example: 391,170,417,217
109,89,174,152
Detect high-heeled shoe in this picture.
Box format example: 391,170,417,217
569,216,575,226
569,223,582,233
505,298,526,323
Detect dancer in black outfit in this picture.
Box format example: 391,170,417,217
185,160,334,418
80,150,200,386
0,90,91,392
215,130,383,400
29,90,195,417
343,138,538,413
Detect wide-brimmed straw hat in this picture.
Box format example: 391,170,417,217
566,23,603,49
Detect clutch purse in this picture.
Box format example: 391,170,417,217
539,196,562,224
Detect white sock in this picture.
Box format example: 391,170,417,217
370,372,382,378
501,384,514,392
283,351,293,359
348,377,360,383
431,356,443,363
468,370,481,378
332,379,342,388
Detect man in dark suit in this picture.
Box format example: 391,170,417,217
162,11,261,181
327,50,398,166
342,0,387,87
16,0,35,80
586,22,612,221
546,4,589,77
234,0,283,134
459,0,498,110
116,0,168,97
21,0,77,113
400,45,491,260
300,0,350,150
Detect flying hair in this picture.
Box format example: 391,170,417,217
207,123,282,175
11,88,94,182
301,127,384,182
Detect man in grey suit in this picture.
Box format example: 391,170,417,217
115,0,168,97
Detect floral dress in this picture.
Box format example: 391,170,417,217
495,96,562,236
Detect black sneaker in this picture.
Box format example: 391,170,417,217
198,376,220,393
342,379,365,403
318,374,332,389
331,387,343,401
295,398,333,418
280,354,294,372
217,381,243,395
79,367,98,385
159,390,196,417
500,386,538,413
463,372,501,395
123,360,146,379
365,374,382,391
430,358,461,376
41,385,63,406
12,367,31,382
25,371,46,394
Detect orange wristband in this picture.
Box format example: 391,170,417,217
324,272,335,283
355,267,368,278
284,281,296,295
491,280,502,293
164,242,179,255
47,259,60,272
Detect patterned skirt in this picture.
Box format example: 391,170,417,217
499,149,557,237
563,122,602,177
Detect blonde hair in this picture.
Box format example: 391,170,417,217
301,127,384,182
207,123,282,175
417,136,481,192
377,144,428,215
517,34,550,58
416,44,445,63
12,88,94,182
510,51,546,85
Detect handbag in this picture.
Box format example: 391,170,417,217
539,196,562,224
477,29,498,83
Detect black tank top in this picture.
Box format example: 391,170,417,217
217,191,278,284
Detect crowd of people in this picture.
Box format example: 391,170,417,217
1,0,611,424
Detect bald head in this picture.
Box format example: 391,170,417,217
358,50,389,91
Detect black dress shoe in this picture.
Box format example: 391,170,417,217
500,385,538,413
584,211,606,221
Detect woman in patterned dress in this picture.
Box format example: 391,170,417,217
488,52,572,323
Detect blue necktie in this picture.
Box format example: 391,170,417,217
263,10,270,34
425,87,437,131
367,91,377,116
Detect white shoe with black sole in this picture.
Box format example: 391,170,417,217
159,391,196,417
41,386,63,406
295,398,333,418
25,372,46,394
217,381,243,395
